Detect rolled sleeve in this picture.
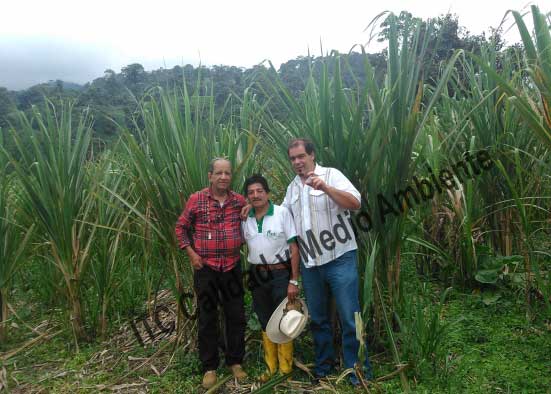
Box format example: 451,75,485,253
175,194,197,249
330,168,361,208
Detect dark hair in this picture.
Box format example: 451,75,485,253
243,174,270,194
208,157,231,173
287,138,315,156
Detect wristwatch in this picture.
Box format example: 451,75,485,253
289,279,299,286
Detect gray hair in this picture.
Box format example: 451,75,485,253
208,157,232,173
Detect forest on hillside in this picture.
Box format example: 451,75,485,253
1,13,508,141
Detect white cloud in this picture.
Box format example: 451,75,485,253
0,0,545,89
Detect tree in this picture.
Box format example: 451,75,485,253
377,11,505,85
55,79,64,94
0,88,16,128
104,69,116,79
121,63,146,85
278,56,313,95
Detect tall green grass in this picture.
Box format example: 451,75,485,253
474,5,551,150
0,135,34,343
3,100,96,341
85,156,135,338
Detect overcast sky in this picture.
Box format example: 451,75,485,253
0,0,545,90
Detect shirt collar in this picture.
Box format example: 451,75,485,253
314,163,327,175
249,200,274,217
205,187,236,201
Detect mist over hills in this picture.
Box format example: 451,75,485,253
0,13,515,141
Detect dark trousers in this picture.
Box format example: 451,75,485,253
248,265,290,330
194,263,246,372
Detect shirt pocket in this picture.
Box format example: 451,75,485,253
194,204,210,226
309,189,335,212
243,227,259,241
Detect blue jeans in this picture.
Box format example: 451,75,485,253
301,250,372,381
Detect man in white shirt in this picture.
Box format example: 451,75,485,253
242,174,300,381
282,138,373,385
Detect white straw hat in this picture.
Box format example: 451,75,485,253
266,297,309,344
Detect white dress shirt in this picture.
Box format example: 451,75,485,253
282,164,361,268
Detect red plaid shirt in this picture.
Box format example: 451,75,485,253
175,187,246,272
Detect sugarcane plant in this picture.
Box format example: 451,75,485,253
86,154,136,338
0,134,34,343
3,101,97,342
466,6,551,316
473,5,551,150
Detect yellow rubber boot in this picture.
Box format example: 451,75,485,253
278,340,294,375
259,331,278,382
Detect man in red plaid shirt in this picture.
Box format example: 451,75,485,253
175,158,248,389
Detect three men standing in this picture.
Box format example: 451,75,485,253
175,158,248,389
175,138,373,388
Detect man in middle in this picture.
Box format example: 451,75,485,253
241,174,300,381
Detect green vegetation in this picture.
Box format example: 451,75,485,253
2,263,549,393
0,7,550,394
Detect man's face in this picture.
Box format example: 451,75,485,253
247,182,269,210
208,160,232,192
288,144,315,177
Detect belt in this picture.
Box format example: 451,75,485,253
252,261,291,271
